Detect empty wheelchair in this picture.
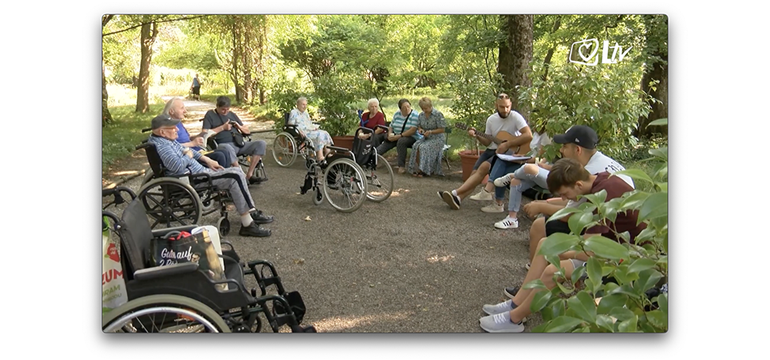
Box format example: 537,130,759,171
135,141,234,236
299,143,369,213
101,199,315,333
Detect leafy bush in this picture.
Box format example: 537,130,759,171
313,73,360,137
447,71,502,151
519,63,652,162
529,119,668,333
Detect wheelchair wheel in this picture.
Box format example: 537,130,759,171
141,168,154,186
103,294,230,333
312,187,323,205
364,154,394,202
322,157,367,213
138,177,202,229
272,133,298,167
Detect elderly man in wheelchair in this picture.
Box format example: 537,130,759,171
147,114,273,237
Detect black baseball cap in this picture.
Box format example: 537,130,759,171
553,125,598,149
151,114,181,130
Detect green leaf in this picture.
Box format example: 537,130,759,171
628,258,657,273
572,326,590,333
548,207,582,222
656,293,668,314
597,294,628,314
645,310,668,331
635,269,663,295
582,190,607,205
613,169,653,186
538,233,580,257
586,257,603,294
607,284,638,298
568,211,595,236
522,279,547,290
638,192,668,223
621,191,650,211
571,265,587,285
595,314,616,332
566,291,597,323
544,316,585,333
531,323,549,333
610,307,636,322
530,290,554,313
647,118,667,127
584,235,630,260
617,317,639,332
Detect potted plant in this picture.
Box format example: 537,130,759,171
314,74,359,149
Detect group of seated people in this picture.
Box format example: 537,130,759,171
149,96,274,238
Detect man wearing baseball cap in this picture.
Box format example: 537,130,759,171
147,114,274,237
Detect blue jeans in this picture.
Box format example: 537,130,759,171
508,165,550,212
489,160,524,201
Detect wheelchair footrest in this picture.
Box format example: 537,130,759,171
273,290,307,325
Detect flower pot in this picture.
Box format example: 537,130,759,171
331,135,354,150
458,150,489,183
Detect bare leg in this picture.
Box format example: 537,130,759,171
246,155,261,179
509,259,576,324
529,217,546,261
456,161,491,199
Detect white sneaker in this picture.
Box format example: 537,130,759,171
469,189,493,201
479,312,525,333
494,216,519,229
482,299,515,315
494,173,516,187
481,203,504,213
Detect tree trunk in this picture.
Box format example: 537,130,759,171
102,65,112,127
636,15,668,137
541,16,562,82
497,15,534,119
135,17,158,113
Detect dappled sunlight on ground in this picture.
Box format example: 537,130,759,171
426,254,455,263
311,311,411,332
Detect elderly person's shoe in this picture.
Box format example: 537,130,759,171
239,222,271,237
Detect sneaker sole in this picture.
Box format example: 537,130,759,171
469,194,493,201
441,191,460,210
481,207,504,213
504,287,518,299
479,321,525,333
494,223,518,229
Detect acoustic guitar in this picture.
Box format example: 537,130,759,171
454,122,531,155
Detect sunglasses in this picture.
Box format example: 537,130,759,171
497,93,510,99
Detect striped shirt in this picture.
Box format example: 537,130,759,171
148,134,206,176
391,110,420,139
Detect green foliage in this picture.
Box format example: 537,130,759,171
102,104,164,167
531,120,668,333
313,73,360,137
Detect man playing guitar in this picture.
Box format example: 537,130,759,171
439,93,532,211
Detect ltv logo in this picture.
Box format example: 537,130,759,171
569,39,632,66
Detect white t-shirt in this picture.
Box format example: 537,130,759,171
567,151,634,208
484,111,528,150
530,132,551,155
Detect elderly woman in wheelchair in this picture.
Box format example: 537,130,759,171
101,197,315,333
145,114,273,237
288,96,333,162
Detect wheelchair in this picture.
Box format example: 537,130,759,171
271,111,319,169
102,198,315,333
204,123,268,185
135,140,235,236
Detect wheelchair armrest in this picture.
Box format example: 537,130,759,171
133,262,199,281
151,225,198,238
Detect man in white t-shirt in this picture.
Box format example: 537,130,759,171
439,93,532,210
515,125,634,263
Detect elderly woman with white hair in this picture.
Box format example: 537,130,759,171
288,96,333,161
359,98,387,147
408,96,447,177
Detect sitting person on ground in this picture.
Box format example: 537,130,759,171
479,158,646,333
439,93,532,209
488,122,553,229
408,97,447,177
376,98,420,174
358,98,387,147
147,114,274,237
202,96,268,183
288,96,333,161
162,97,233,168
519,125,634,266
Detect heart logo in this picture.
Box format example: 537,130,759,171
578,41,598,63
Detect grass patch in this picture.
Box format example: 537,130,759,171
102,103,165,168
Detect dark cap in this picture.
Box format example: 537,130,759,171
151,114,181,130
553,125,598,149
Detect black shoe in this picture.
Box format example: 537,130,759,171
250,210,274,224
239,222,272,237
249,176,267,185
504,285,520,299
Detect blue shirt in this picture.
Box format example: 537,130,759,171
174,122,203,151
148,134,206,176
391,110,420,139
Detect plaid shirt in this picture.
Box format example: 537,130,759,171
148,135,206,176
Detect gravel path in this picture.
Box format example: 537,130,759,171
103,99,541,332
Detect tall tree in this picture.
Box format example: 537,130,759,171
136,15,159,113
637,15,668,137
102,15,114,126
498,15,534,118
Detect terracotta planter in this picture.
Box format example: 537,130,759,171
458,149,489,183
331,136,354,150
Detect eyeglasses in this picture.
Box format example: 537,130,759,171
497,93,510,99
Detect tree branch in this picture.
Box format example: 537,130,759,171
101,14,209,37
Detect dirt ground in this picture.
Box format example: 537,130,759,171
102,99,541,332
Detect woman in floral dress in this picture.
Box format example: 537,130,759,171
408,97,447,177
288,97,333,161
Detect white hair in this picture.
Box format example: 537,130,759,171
367,98,379,107
162,97,184,118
